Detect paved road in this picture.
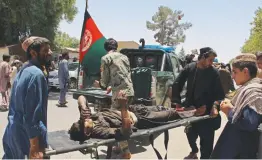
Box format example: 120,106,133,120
0,91,228,159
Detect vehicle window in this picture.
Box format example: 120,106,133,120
68,63,78,71
145,55,157,71
123,51,164,71
163,57,173,72
170,56,180,74
157,56,163,70
134,56,144,68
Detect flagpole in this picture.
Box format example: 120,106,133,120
86,0,88,10
76,0,88,89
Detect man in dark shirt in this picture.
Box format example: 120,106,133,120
171,47,225,159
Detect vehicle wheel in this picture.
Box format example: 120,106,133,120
69,78,77,89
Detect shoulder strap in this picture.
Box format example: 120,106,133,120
149,130,169,160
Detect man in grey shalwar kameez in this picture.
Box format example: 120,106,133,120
57,52,69,107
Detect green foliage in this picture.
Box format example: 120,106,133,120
0,0,78,46
242,7,262,53
146,6,192,46
54,31,79,49
178,47,186,60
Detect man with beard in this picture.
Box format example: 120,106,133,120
171,47,225,159
2,37,51,159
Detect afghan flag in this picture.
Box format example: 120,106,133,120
79,5,107,75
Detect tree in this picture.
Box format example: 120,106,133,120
54,31,79,49
146,6,192,46
242,7,262,53
0,0,78,46
191,49,198,55
178,47,186,60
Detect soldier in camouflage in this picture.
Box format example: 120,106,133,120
94,38,134,110
94,38,134,159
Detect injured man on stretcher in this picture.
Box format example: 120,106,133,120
68,95,206,141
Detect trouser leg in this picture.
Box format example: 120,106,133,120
198,126,215,159
1,91,8,107
186,125,199,154
59,88,66,103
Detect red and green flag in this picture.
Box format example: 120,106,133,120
79,5,107,75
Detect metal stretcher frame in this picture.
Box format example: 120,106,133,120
44,115,210,157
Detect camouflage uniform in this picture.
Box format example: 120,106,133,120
100,51,134,110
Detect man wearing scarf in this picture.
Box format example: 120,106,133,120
211,54,262,159
172,47,225,159
2,37,51,159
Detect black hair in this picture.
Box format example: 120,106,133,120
62,52,69,58
220,63,226,69
256,51,262,60
68,120,88,142
232,61,257,78
2,54,10,61
226,63,232,73
104,38,118,52
198,47,217,60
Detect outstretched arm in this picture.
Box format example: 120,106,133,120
78,95,91,120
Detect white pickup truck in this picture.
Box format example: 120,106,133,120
48,62,79,89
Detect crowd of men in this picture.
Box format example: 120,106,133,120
1,36,262,159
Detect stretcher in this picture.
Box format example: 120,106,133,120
44,115,210,159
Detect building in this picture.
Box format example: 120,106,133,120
117,41,139,51
0,44,26,62
61,47,79,60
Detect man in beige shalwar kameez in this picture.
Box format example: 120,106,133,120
0,54,11,110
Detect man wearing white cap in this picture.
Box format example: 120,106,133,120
2,36,52,159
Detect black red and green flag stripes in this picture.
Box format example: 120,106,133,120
79,6,107,75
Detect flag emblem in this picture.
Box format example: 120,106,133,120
81,29,92,52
